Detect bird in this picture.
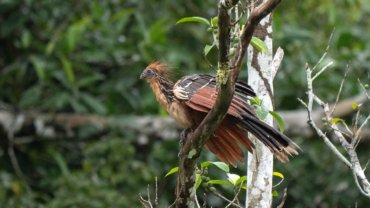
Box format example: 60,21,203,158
140,61,299,167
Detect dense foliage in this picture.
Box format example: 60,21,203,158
0,0,369,207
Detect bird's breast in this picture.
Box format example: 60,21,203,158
168,102,193,128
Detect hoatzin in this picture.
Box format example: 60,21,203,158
140,62,299,167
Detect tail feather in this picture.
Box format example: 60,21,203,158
205,138,236,166
205,120,253,167
239,114,300,163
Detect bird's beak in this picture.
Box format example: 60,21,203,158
140,71,147,79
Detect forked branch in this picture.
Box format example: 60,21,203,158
300,60,370,198
175,0,284,207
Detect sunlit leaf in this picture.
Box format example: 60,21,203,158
251,36,269,54
211,162,229,173
210,17,218,27
273,171,284,179
235,176,247,186
331,117,344,124
227,173,240,186
201,161,229,172
196,173,202,189
273,171,285,188
165,167,179,177
272,190,279,197
351,103,358,110
176,16,210,26
201,161,212,168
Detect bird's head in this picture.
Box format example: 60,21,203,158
140,61,169,80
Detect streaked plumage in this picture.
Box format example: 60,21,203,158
140,62,299,167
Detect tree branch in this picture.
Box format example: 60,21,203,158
300,60,370,198
175,1,235,206
174,0,283,206
232,0,282,81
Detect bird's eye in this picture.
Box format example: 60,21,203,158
140,68,157,79
147,69,156,76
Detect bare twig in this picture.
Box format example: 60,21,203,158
312,61,334,81
311,30,334,72
358,78,370,100
139,193,153,208
276,188,288,208
155,177,159,207
139,184,159,208
300,52,370,198
331,65,350,115
212,190,240,207
225,184,243,208
354,115,370,148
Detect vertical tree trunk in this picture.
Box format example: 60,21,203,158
246,7,274,208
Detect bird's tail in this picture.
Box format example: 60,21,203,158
205,115,300,167
239,114,300,163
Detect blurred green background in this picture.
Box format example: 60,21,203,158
0,0,369,207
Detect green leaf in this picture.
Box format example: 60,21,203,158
351,103,358,110
147,19,168,44
176,16,210,26
210,17,218,27
273,171,284,179
165,167,179,177
204,43,215,57
77,73,105,88
272,190,279,197
45,40,56,55
331,117,344,124
209,180,231,186
52,152,70,177
201,161,212,168
250,96,262,106
227,173,240,186
60,55,75,84
80,93,107,115
69,98,88,113
269,111,285,132
273,171,285,188
256,106,268,120
235,176,247,186
196,173,202,189
66,16,90,52
30,56,45,81
21,30,31,48
201,161,229,172
211,162,229,173
251,36,269,54
19,86,42,108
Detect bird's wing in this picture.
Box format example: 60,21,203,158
173,74,300,165
173,74,256,117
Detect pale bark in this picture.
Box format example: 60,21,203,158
246,9,274,208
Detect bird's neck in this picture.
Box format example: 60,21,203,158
147,77,174,109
